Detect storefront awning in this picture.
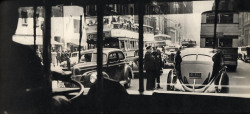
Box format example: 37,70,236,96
12,35,63,45
154,34,171,38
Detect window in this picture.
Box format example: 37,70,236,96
218,38,232,47
74,19,80,33
197,55,212,61
220,14,233,23
5,0,250,113
117,52,125,60
182,55,197,61
205,38,213,47
108,53,118,62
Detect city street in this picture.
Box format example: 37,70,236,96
127,60,250,94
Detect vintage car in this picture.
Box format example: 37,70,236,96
127,49,146,74
167,48,229,93
71,48,133,88
238,46,250,62
163,46,179,68
60,52,82,70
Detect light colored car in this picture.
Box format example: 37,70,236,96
239,46,250,62
167,48,229,93
163,47,179,68
60,52,82,70
72,48,133,88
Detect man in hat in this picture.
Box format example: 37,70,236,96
144,46,155,90
212,50,223,77
152,47,163,89
175,50,182,78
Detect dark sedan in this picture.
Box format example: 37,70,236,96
71,48,133,88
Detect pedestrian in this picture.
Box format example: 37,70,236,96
56,50,61,66
175,50,182,78
212,50,223,77
66,54,71,71
144,46,156,90
152,47,163,89
162,46,165,53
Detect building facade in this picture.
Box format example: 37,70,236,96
239,12,250,46
13,6,86,52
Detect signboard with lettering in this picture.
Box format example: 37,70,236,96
87,32,111,41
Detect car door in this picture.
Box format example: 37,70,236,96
116,51,126,80
106,52,120,81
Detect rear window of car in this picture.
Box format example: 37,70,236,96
182,54,196,61
71,53,77,57
197,55,212,61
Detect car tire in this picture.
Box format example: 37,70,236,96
167,70,174,91
124,73,132,89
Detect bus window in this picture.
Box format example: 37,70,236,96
219,38,232,47
205,38,213,47
220,14,233,23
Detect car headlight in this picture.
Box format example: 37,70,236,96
90,72,97,83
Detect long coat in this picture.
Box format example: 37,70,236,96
152,50,163,72
144,52,155,71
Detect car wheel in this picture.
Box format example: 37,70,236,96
167,70,174,91
124,73,132,89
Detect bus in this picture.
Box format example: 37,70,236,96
200,10,239,71
86,17,154,57
154,34,171,49
181,40,196,48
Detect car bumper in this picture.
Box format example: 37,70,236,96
173,79,216,93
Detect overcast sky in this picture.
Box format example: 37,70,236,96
165,1,214,44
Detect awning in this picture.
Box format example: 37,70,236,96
12,35,63,45
154,34,171,38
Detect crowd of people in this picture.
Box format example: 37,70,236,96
144,45,183,90
144,46,164,90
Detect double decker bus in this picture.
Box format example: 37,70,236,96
154,34,171,49
86,16,154,57
200,10,239,71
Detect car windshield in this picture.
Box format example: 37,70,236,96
71,53,78,57
80,53,107,63
3,0,250,113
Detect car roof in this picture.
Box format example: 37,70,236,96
180,48,216,57
81,48,122,54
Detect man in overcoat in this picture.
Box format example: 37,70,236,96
144,46,155,90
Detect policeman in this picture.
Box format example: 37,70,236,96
152,47,163,89
175,50,182,78
212,50,223,77
144,46,155,90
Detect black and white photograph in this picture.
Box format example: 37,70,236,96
1,0,250,113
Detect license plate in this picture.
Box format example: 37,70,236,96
189,73,202,79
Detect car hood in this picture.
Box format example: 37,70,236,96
180,61,213,88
